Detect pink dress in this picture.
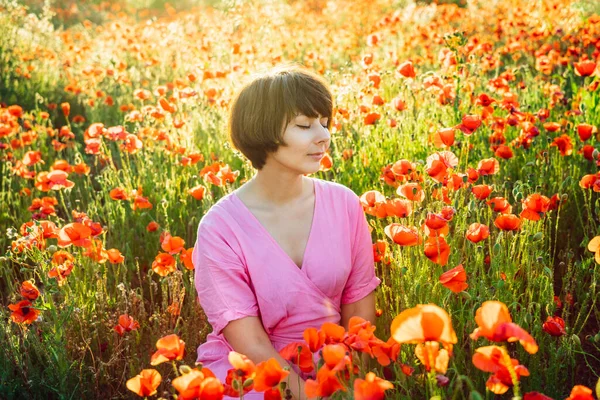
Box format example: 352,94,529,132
192,177,381,399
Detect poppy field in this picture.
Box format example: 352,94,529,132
2,0,600,398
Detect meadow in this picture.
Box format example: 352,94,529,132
1,0,600,398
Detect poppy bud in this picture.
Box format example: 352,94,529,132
436,375,450,387
571,334,581,347
179,365,192,375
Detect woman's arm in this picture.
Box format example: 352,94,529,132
223,316,307,399
340,290,377,372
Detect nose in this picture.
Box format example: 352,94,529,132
315,124,330,146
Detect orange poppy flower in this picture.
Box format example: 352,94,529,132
397,182,425,202
543,122,561,132
550,134,573,156
304,365,346,398
382,198,413,218
126,369,162,397
188,184,207,200
439,264,468,293
470,301,538,354
353,372,394,400
172,369,224,400
48,261,75,285
320,322,346,343
360,190,386,216
520,193,551,221
415,341,450,374
573,60,597,77
391,96,407,112
57,222,93,248
132,187,153,210
106,248,124,264
426,151,458,183
22,150,43,166
390,304,457,347
472,346,529,395
486,197,512,213
253,358,290,392
372,240,389,263
494,214,521,231
433,127,455,148
322,343,353,372
476,158,500,176
423,237,451,266
319,153,333,171
279,342,314,373
152,253,177,276
397,61,416,78
110,187,129,200
587,236,600,264
20,280,40,300
114,314,140,336
579,173,600,192
147,221,159,232
370,337,400,367
566,385,594,400
303,327,326,353
161,232,186,254
35,170,75,192
179,248,195,270
8,300,40,324
465,223,490,243
150,334,185,365
228,351,256,381
384,224,421,246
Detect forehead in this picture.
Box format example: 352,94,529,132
294,113,328,119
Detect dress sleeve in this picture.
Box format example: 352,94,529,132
341,193,382,305
192,222,260,336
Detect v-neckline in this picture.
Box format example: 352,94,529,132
232,178,319,272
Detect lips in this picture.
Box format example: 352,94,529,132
308,152,324,156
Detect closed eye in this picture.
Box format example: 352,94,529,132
297,125,310,129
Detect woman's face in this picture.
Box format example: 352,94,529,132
265,113,331,174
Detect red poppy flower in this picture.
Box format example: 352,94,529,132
574,60,597,77
472,184,493,200
542,316,566,337
423,237,450,266
20,281,40,300
494,214,521,231
114,314,140,336
576,123,596,141
8,300,40,324
397,61,416,78
439,264,468,293
550,134,573,156
466,223,490,243
472,345,530,395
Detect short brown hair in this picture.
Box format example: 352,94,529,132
228,64,333,170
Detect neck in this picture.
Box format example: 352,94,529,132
248,166,308,206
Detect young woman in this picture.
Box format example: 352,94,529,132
192,65,381,399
